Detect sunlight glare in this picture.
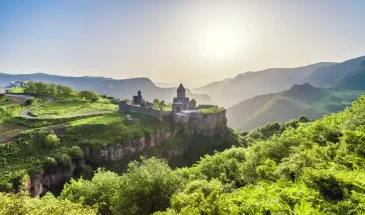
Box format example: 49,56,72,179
198,26,243,62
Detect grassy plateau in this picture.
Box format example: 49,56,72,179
29,98,118,118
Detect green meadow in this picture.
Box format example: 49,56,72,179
29,99,118,118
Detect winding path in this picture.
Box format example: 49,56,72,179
19,97,54,118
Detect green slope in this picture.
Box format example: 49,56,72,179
227,83,364,132
306,55,365,87
335,62,365,90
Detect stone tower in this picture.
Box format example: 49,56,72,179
177,83,186,98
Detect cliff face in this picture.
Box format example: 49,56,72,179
29,161,82,196
84,130,178,171
29,118,229,196
180,110,228,137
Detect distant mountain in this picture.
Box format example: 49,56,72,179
154,82,179,88
193,62,335,107
193,78,233,94
334,61,365,90
305,56,365,88
0,73,213,104
227,83,364,132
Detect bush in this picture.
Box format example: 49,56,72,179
27,165,44,176
67,146,84,160
43,157,57,171
298,115,310,123
24,99,34,106
73,165,94,180
78,90,100,102
55,154,72,169
44,133,60,148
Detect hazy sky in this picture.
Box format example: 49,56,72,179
1,0,365,87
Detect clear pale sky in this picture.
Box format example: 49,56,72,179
1,0,365,87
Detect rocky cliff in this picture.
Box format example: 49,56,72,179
28,117,230,196
29,161,84,196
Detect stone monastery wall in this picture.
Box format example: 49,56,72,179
119,101,170,121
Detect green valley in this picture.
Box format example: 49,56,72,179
227,83,365,132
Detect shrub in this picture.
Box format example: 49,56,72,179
43,157,57,171
67,146,85,160
78,90,100,102
27,165,44,176
44,133,60,148
55,154,72,169
74,165,94,180
24,99,34,106
298,115,310,123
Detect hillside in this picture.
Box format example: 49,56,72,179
334,61,365,90
227,83,364,131
4,90,365,214
0,73,213,104
305,55,365,87
192,62,334,107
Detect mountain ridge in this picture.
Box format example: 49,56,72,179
193,62,335,107
227,83,364,131
0,73,213,104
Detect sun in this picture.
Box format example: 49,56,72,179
198,26,242,62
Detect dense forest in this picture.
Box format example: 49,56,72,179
2,91,365,214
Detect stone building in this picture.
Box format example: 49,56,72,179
133,90,143,105
188,99,196,110
119,83,227,136
172,83,196,113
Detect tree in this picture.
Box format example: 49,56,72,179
111,157,183,215
56,85,75,99
23,81,37,95
78,90,100,102
46,84,57,98
153,99,166,111
35,82,48,97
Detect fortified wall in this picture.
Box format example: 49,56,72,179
119,101,171,121
119,84,227,137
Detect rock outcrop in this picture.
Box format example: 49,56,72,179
29,161,82,196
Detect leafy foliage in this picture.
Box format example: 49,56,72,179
153,99,167,111
0,192,97,215
24,81,76,98
3,91,365,214
78,90,100,102
60,94,365,214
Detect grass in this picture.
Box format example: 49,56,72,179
0,123,26,143
63,112,169,146
198,106,225,113
7,87,24,94
0,95,25,106
29,99,118,118
152,104,172,111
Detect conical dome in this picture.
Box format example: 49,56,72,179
177,83,185,92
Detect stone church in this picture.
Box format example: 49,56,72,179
172,83,196,113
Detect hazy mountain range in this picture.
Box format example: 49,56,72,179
193,62,335,107
225,56,365,131
2,55,365,132
0,73,213,104
193,55,365,108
